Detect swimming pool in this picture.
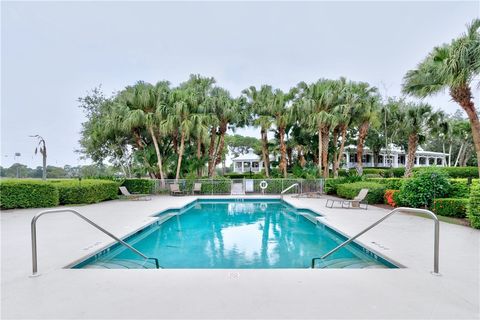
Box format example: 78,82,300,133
73,199,397,269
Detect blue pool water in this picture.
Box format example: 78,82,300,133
74,199,397,269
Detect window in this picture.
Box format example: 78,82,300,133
252,162,259,168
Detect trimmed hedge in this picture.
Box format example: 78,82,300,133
367,178,404,190
55,180,119,205
336,182,386,204
448,179,479,198
0,180,59,209
432,198,469,218
467,184,480,229
122,179,155,194
201,178,231,194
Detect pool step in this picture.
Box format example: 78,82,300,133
316,258,388,269
83,259,157,269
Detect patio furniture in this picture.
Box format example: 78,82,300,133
119,186,152,201
193,183,202,195
325,189,369,210
170,183,185,196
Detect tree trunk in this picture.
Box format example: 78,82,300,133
448,143,452,167
42,149,47,181
133,130,154,177
404,133,418,178
332,127,339,178
450,86,480,177
298,146,306,167
197,138,202,177
322,126,330,178
317,127,323,175
207,127,217,177
279,126,287,178
334,125,347,178
213,122,228,169
149,126,165,185
172,128,179,154
454,143,464,167
261,128,270,177
356,121,370,176
175,132,185,181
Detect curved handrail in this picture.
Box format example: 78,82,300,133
280,183,299,198
31,208,161,275
311,207,440,274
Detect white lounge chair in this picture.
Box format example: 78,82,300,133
169,183,184,196
325,188,369,210
119,186,152,201
193,183,202,195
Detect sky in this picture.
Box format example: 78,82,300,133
1,1,479,168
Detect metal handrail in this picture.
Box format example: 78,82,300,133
311,207,440,274
31,208,161,275
280,183,299,198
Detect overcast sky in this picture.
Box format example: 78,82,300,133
2,1,479,168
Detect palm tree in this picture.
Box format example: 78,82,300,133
118,81,170,184
351,84,380,175
402,18,480,177
266,88,296,178
399,103,441,177
296,79,338,178
242,85,275,177
30,135,47,180
205,87,241,177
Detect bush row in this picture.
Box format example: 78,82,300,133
336,182,386,204
339,166,478,178
431,198,469,218
121,179,155,194
0,179,119,209
467,184,480,229
0,180,59,209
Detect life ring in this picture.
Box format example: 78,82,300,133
259,180,268,190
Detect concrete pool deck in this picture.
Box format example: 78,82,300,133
1,195,479,319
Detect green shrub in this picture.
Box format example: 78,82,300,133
363,168,388,177
390,168,406,177
432,198,469,218
56,180,119,204
448,179,479,198
397,168,450,208
336,182,386,204
0,180,59,209
325,176,362,195
201,177,231,194
434,167,478,178
122,179,155,194
366,178,404,189
467,184,480,229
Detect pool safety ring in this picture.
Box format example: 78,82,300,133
259,180,268,190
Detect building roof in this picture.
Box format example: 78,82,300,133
232,150,261,162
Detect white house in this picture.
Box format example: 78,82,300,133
231,150,264,173
342,144,448,169
231,145,448,173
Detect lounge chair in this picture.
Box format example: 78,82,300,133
325,188,369,210
119,186,152,201
169,183,185,196
193,183,202,195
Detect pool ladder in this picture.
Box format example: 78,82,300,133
311,207,440,275
30,208,161,276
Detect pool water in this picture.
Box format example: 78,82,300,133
74,199,397,269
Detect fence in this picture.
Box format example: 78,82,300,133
152,178,324,195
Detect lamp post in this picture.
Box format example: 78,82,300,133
14,152,21,178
